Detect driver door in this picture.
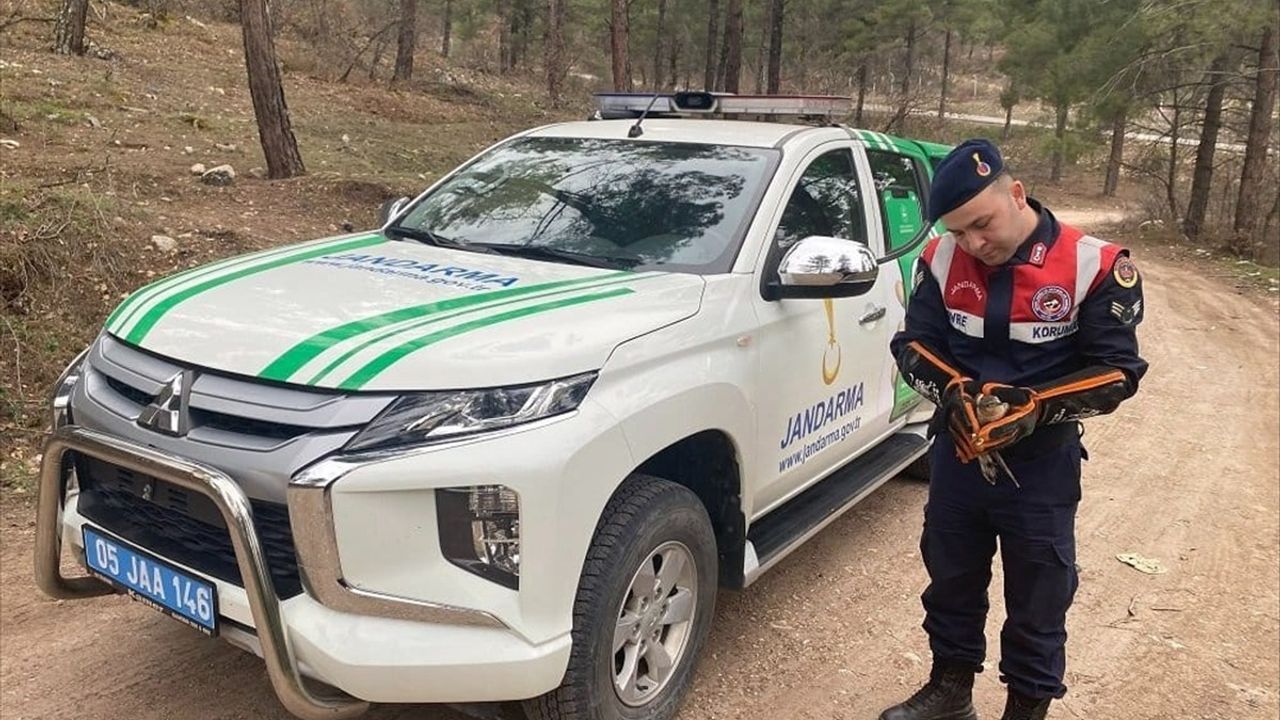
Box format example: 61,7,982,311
750,143,897,515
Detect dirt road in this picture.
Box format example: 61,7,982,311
2,248,1277,720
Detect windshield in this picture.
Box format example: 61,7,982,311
393,136,779,273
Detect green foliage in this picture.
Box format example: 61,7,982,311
998,0,1102,109
1033,125,1094,165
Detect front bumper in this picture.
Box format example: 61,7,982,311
35,426,573,715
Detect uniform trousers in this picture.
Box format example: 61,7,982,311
920,434,1083,699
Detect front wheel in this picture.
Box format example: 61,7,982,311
523,476,718,720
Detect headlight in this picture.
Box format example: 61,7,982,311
50,346,90,431
437,485,520,589
344,372,596,453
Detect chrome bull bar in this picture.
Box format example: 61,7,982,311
34,425,370,720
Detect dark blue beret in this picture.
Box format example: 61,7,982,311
928,138,1005,222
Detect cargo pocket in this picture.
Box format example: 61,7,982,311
1052,539,1081,597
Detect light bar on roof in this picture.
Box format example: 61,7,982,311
593,91,852,119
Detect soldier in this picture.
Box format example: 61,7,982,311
881,139,1149,720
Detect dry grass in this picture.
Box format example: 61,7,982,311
0,0,578,458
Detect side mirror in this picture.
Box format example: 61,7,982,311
378,196,410,226
769,236,879,300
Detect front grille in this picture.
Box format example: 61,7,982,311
83,334,394,458
189,409,312,441
75,455,303,599
104,375,155,406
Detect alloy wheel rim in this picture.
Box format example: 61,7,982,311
611,540,698,707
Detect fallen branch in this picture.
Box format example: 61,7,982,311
0,15,55,32
36,157,110,189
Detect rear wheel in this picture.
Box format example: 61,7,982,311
523,476,717,720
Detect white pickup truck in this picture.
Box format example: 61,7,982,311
36,93,950,720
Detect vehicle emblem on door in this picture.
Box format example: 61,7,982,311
821,298,842,385
140,481,155,501
136,371,192,436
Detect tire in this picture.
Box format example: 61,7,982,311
523,475,718,720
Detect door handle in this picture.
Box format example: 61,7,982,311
859,305,887,324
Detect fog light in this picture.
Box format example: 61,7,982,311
437,485,520,589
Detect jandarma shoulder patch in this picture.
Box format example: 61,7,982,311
1113,256,1139,288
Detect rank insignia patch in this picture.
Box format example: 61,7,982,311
1110,299,1142,324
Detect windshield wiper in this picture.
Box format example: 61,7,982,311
383,225,499,254
477,244,641,270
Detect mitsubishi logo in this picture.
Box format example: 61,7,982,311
136,371,192,436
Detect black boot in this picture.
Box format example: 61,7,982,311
999,689,1051,720
879,662,979,720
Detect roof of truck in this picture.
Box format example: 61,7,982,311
524,119,956,160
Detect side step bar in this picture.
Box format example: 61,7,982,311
743,430,929,586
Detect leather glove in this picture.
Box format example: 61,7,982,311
974,383,1042,452
942,377,983,462
894,341,983,462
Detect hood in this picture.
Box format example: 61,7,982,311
105,232,705,391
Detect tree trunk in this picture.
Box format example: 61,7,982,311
1166,98,1182,222
509,5,521,71
715,41,726,91
498,0,512,73
653,0,667,91
1000,81,1018,140
512,0,533,71
713,7,730,89
669,34,681,88
393,0,417,82
1051,100,1068,183
766,0,783,94
442,0,452,57
704,0,719,91
900,20,916,96
610,0,630,91
938,28,952,118
368,33,391,79
240,0,305,179
1235,23,1279,247
1260,186,1280,266
855,60,867,126
1184,54,1231,241
1103,108,1126,197
545,0,566,102
720,0,743,92
795,31,808,92
53,0,89,55
753,16,766,93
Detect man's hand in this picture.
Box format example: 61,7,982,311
974,383,1042,452
942,378,983,462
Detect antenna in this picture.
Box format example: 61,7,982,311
627,92,666,138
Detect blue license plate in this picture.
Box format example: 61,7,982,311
82,526,219,636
